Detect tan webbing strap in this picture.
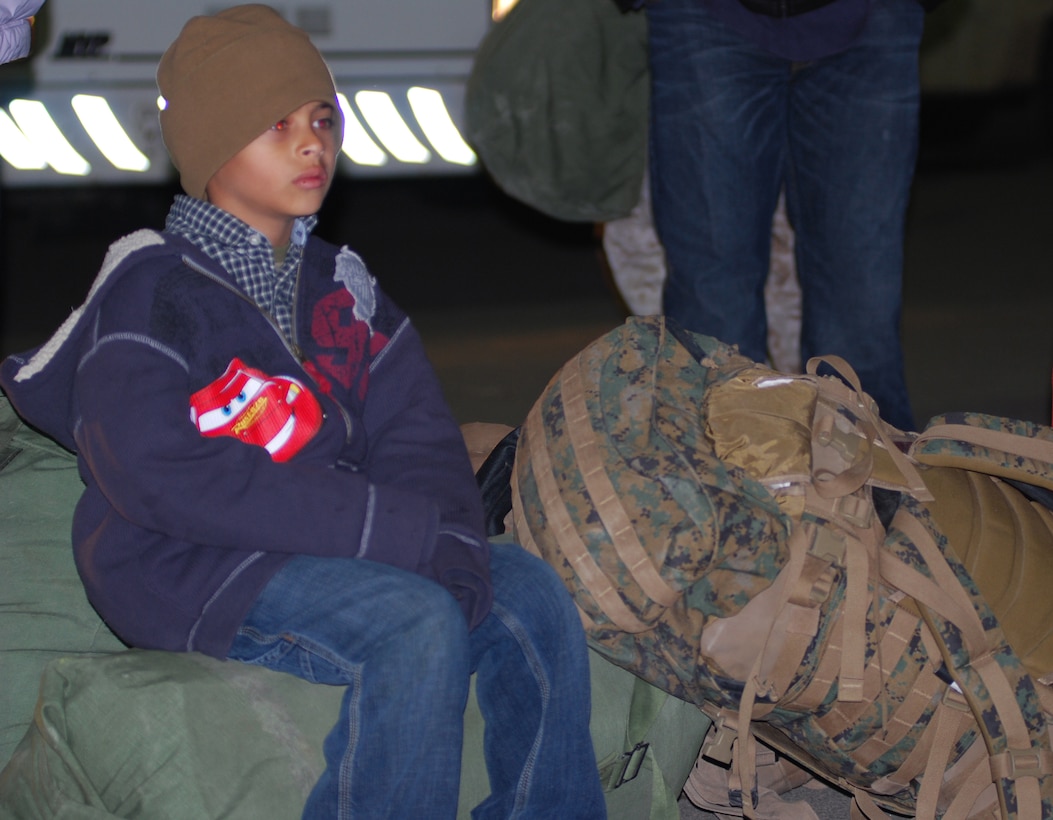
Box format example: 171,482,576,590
990,746,1053,787
781,519,886,714
913,423,1053,467
807,355,932,502
522,400,649,633
733,655,766,820
818,607,929,762
749,526,834,708
878,551,987,657
749,522,821,702
914,700,974,819
940,739,997,820
560,355,680,611
849,788,895,820
868,703,940,796
894,512,1050,819
840,536,870,702
512,420,600,631
850,653,942,768
942,767,997,820
896,515,1035,737
789,615,844,712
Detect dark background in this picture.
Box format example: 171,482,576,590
3,93,1052,428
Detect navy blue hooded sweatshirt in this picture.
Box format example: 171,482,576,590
0,229,492,658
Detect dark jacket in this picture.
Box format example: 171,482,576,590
737,0,945,15
0,229,492,657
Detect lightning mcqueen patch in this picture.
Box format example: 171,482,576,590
190,358,323,462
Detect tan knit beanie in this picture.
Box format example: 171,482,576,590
157,4,339,199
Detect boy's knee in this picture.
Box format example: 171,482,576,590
490,544,581,629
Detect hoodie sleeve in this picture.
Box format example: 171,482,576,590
71,333,435,571
357,316,493,626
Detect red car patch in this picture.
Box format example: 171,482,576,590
190,358,323,462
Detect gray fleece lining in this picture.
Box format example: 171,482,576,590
14,229,166,382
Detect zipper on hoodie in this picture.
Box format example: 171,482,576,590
181,255,355,444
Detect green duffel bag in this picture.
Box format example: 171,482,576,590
0,395,709,818
0,648,708,820
465,0,648,222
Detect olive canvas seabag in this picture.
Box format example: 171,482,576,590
465,0,648,222
0,395,710,819
512,316,1053,819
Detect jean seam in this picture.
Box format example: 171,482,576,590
339,663,364,820
235,625,364,819
489,599,551,817
235,626,360,681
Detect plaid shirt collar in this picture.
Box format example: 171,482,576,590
164,194,318,340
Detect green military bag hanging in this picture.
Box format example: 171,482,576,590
465,0,649,222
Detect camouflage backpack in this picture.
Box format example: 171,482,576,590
510,316,1053,819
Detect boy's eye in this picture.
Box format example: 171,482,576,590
272,120,289,132
313,116,333,130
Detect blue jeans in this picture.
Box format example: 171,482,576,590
648,0,923,430
228,542,606,819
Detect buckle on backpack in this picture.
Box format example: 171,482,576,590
701,714,738,765
605,742,650,789
809,528,846,566
990,748,1053,781
942,681,971,713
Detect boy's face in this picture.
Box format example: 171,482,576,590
205,100,339,246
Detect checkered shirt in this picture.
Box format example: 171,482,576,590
164,194,318,340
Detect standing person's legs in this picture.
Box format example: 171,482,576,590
468,542,605,819
786,0,924,430
228,556,473,819
648,0,788,363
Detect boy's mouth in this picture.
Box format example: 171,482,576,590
294,167,329,188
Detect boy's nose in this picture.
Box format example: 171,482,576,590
301,138,324,156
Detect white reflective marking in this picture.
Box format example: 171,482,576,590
354,90,430,164
0,107,47,169
9,98,90,175
407,87,476,166
72,95,150,172
336,93,387,167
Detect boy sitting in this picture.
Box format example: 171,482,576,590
0,5,605,817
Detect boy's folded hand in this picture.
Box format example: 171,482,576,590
418,532,493,630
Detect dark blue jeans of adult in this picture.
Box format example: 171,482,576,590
228,541,606,819
648,0,924,431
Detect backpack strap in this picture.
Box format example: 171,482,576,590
597,674,679,820
884,501,1052,819
560,353,680,611
910,413,1053,494
513,393,650,633
806,355,931,502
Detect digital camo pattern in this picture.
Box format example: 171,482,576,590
513,316,1052,819
514,318,789,636
914,411,1053,490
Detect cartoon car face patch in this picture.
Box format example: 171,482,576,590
190,358,323,462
